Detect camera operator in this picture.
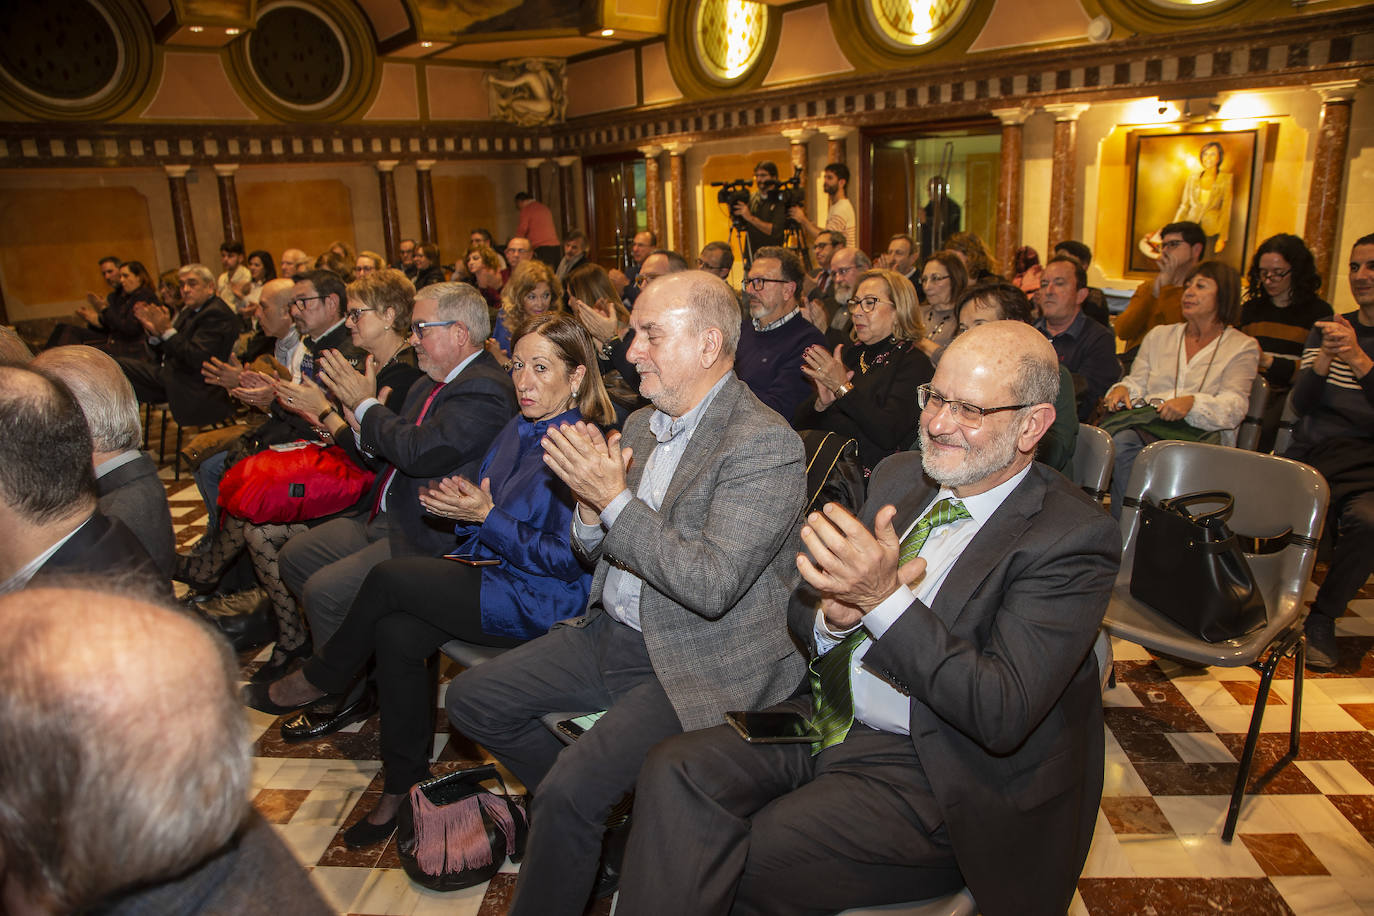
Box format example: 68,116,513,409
788,162,855,248
731,160,787,262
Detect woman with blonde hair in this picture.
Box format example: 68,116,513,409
489,258,562,362
795,268,935,475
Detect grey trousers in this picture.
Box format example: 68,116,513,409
278,514,393,649
445,613,684,916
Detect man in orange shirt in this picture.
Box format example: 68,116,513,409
1115,220,1204,369
515,191,561,266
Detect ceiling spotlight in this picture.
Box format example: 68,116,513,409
421,41,433,48
601,28,614,37
189,25,204,33
225,27,240,35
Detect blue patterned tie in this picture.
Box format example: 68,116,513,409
807,497,971,753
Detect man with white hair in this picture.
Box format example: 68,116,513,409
0,586,330,913
32,346,175,578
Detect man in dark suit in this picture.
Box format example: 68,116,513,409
616,320,1121,916
0,366,164,597
118,263,239,427
263,282,515,735
32,345,176,579
445,270,808,916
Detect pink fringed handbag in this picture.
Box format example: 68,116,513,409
396,763,528,891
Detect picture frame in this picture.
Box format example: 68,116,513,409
1125,128,1259,275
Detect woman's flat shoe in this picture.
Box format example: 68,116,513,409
249,643,313,685
241,680,316,716
343,814,398,849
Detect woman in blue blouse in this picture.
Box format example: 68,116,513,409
249,313,615,846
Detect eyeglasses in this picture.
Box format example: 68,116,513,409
289,295,325,311
1258,268,1291,280
920,274,950,285
636,273,662,288
831,264,858,275
355,265,376,275
742,276,789,292
1160,239,1189,250
917,384,1031,430
848,296,891,314
346,307,376,323
410,319,458,338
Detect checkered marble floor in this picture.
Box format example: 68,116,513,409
156,411,1374,915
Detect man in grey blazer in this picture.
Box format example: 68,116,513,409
446,270,808,916
617,321,1121,916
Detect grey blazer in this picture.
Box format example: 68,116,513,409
97,453,175,579
788,453,1120,916
571,375,808,732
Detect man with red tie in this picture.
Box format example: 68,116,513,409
269,282,514,736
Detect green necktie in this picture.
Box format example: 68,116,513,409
807,496,971,753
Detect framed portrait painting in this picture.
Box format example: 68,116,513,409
1126,129,1259,274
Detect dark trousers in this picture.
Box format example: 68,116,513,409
616,697,962,916
445,613,683,916
302,557,522,794
1312,491,1374,621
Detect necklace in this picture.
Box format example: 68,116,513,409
1173,325,1225,400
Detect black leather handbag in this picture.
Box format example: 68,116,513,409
1129,491,1268,642
395,763,527,892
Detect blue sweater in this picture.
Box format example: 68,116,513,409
447,407,591,639
735,311,826,420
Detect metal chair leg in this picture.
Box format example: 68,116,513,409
158,407,170,465
1290,637,1304,759
1223,629,1304,842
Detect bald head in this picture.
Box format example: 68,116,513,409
919,321,1059,496
0,587,249,912
625,270,741,417
257,277,297,339
31,346,140,457
280,248,310,278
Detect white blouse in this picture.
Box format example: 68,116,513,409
1118,323,1259,445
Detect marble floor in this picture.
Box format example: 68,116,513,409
158,415,1374,916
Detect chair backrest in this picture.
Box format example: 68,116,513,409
1116,440,1328,622
1272,388,1300,456
1070,423,1114,502
1235,374,1270,452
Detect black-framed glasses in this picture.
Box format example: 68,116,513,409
410,319,458,338
917,384,1031,430
848,295,891,314
920,274,949,285
742,276,789,292
289,295,325,311
1258,268,1291,280
346,307,376,323
1160,239,1189,250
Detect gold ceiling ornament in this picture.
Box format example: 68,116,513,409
868,0,971,49
694,0,767,81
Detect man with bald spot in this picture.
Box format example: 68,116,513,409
618,321,1120,916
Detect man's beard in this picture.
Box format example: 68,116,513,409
918,416,1023,489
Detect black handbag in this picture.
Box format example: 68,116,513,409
801,430,866,514
395,763,527,892
1129,490,1268,642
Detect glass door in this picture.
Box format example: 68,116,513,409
583,155,647,273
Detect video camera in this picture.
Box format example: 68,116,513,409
712,179,753,231
763,167,805,212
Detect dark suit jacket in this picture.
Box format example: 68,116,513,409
33,510,169,599
351,350,516,556
155,295,239,425
571,375,808,732
97,454,175,579
787,454,1120,916
252,322,367,449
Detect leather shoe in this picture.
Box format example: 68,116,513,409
1305,613,1339,670
343,812,397,849
192,589,276,652
593,796,633,898
249,642,313,685
280,685,378,743
241,680,317,716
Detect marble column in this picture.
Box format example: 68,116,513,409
1043,104,1088,251
213,164,241,245
376,160,401,267
992,107,1030,275
821,126,851,169
1304,81,1359,287
781,127,813,181
165,164,199,266
525,159,544,203
555,156,578,236
640,146,665,245
663,142,687,256
415,159,436,245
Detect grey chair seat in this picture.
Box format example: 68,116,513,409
439,639,508,669
838,886,976,915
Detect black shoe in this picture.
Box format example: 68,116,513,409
193,589,276,652
280,685,378,743
592,797,633,899
343,812,397,849
1305,613,1339,670
249,643,313,685
241,680,318,716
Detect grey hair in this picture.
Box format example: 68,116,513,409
1008,350,1061,408
0,584,251,912
32,346,141,453
178,263,215,286
422,281,491,342
682,270,742,358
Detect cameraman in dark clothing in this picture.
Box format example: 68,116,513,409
732,160,787,265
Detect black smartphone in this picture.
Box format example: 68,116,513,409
724,711,820,744
556,711,606,741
